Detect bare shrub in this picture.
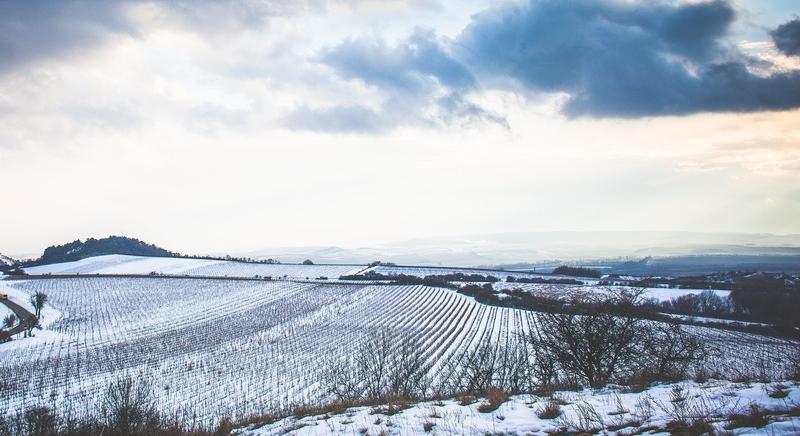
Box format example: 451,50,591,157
724,404,769,430
325,330,429,402
536,400,562,419
767,384,789,399
570,401,604,433
101,375,158,435
19,406,58,436
477,387,509,413
386,336,430,398
462,342,500,393
530,290,647,387
324,355,365,401
529,289,704,388
638,321,703,382
494,340,532,394
356,331,394,400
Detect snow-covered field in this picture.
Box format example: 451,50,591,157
491,281,731,303
22,255,366,279
21,255,728,304
240,381,800,435
0,275,796,425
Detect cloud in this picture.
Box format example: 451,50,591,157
315,0,800,130
771,18,800,57
287,28,504,132
0,1,136,74
321,28,475,95
0,0,323,75
284,105,393,133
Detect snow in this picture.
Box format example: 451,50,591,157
662,313,772,327
22,254,222,275
238,381,800,435
0,253,14,267
22,255,365,279
492,281,731,303
2,262,797,426
0,280,62,328
641,287,730,302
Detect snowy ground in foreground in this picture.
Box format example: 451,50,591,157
238,381,800,435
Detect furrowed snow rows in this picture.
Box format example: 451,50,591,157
0,277,795,424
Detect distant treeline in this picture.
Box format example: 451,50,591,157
730,274,800,328
459,284,799,338
552,265,602,278
339,271,500,287
603,276,731,290
507,276,584,285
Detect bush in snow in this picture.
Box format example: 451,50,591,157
528,289,703,388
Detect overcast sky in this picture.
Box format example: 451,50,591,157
1,0,799,256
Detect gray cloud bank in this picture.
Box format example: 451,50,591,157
0,1,135,74
2,0,799,134
303,0,800,131
771,18,800,57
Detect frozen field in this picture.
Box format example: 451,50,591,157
20,255,725,303
0,276,796,424
22,255,366,279
491,281,731,303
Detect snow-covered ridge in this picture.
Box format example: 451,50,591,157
0,253,15,267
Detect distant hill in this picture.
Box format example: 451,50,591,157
0,253,17,272
30,236,175,266
0,253,15,267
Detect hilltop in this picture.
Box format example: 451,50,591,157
28,236,175,266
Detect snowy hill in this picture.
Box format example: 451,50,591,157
30,235,175,265
0,253,15,267
22,254,365,279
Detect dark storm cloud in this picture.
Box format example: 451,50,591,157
771,19,800,57
0,1,136,74
318,0,800,128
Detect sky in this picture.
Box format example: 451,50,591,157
1,0,799,257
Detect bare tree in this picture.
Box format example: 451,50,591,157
533,307,642,387
101,375,158,435
529,289,703,388
386,336,430,398
638,321,703,381
30,291,48,321
23,406,58,436
3,314,14,329
324,355,366,401
324,330,431,401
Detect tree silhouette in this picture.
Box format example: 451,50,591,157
30,291,48,321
